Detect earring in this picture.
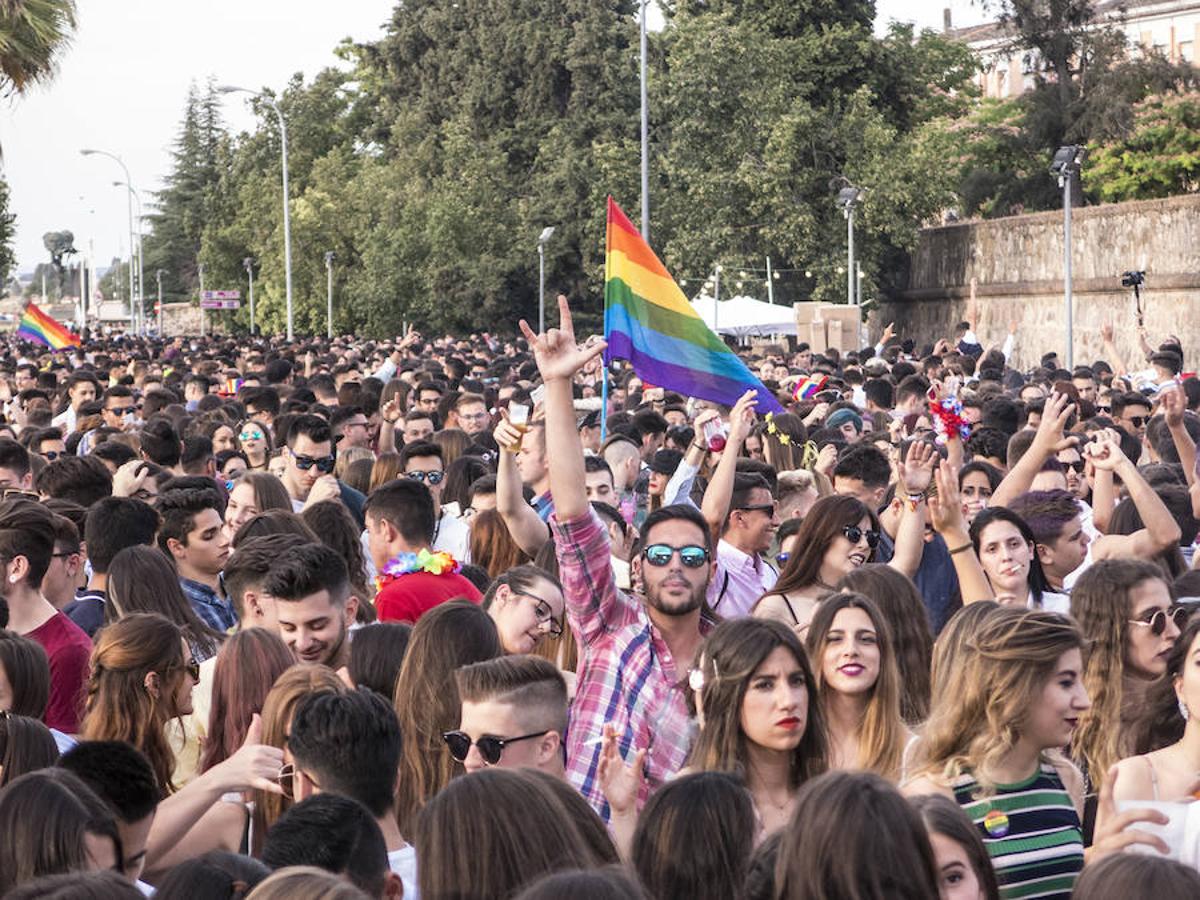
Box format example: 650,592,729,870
1180,699,1191,722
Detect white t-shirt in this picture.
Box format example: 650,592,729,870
389,844,418,898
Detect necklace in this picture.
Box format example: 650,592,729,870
374,548,460,592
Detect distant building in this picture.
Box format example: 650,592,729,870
946,0,1200,99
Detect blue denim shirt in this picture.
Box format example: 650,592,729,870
179,576,236,633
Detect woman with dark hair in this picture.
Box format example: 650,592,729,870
232,510,318,547
0,630,51,718
1070,853,1200,899
777,771,940,899
80,613,198,796
838,564,934,724
200,628,294,774
959,461,1003,526
393,600,501,837
754,494,883,630
469,509,531,579
301,500,372,606
805,593,911,781
631,772,756,900
341,457,374,497
237,420,272,472
3,870,145,900
0,713,59,786
415,767,606,898
216,450,250,480
106,545,226,663
911,793,1001,900
347,622,412,698
225,472,293,540
479,563,564,655
152,849,270,900
1107,485,1195,579
674,618,827,837
0,768,124,895
442,454,491,513
968,506,1051,609
432,428,472,468
515,867,649,900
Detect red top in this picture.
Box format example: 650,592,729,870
374,572,483,624
26,611,92,734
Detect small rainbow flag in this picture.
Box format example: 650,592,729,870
793,374,828,401
603,197,782,413
17,302,80,350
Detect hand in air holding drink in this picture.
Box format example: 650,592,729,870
493,407,529,454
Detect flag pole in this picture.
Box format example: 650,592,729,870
601,198,613,444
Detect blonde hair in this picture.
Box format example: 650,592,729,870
246,866,368,900
914,608,1084,794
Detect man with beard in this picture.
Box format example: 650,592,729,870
522,296,716,819
262,542,358,669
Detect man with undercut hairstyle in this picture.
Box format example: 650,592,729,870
262,541,358,668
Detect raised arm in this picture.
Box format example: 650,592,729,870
700,390,757,540
888,441,935,578
990,391,1076,508
928,461,994,604
1160,386,1200,516
493,414,551,555
1089,436,1182,560
1101,323,1127,377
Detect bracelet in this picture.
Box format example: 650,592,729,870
692,443,709,453
948,542,973,555
905,492,926,502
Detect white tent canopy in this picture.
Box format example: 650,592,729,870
690,294,798,337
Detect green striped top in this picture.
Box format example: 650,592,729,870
952,763,1084,899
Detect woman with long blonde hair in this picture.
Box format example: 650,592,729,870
904,608,1089,898
682,618,827,836
805,592,910,781
81,613,198,796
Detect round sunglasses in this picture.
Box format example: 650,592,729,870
642,543,710,568
442,729,549,766
406,470,445,485
1128,606,1190,636
842,525,880,548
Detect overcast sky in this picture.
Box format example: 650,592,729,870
2,0,987,276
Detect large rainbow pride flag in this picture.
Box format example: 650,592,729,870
17,302,80,350
603,197,783,413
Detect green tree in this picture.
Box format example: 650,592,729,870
1084,91,1200,202
0,0,76,97
0,177,16,286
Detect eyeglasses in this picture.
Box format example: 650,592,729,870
1128,606,1189,636
442,729,550,766
107,405,136,416
51,548,80,559
642,543,710,568
290,452,336,474
1096,406,1112,414
842,525,881,548
406,470,445,485
737,503,777,517
1126,416,1147,427
239,430,264,442
512,590,563,636
185,660,200,682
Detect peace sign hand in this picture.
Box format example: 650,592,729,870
519,295,606,382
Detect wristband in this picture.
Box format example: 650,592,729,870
948,542,973,555
692,443,709,453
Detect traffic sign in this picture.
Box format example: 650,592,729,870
202,290,241,300
201,299,241,309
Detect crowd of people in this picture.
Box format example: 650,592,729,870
1,296,1200,898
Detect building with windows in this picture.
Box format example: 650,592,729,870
948,0,1200,99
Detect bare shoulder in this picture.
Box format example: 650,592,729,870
1110,754,1156,803
901,773,956,801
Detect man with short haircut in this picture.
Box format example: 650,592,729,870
365,478,482,623
331,406,372,450
180,435,215,477
42,514,84,612
63,496,159,636
281,414,366,528
401,410,434,445
583,455,616,505
157,487,234,632
412,380,443,414
705,472,780,617
101,385,137,432
1112,391,1152,446
286,689,411,896
262,795,401,899
140,417,183,470
516,421,553,519
454,392,491,437
28,427,66,463
895,375,931,417
398,440,470,561
601,434,643,524
36,455,113,507
59,741,160,884
832,444,892,509
632,408,668,462
262,541,358,667
242,386,281,428
453,655,568,778
826,408,864,445
0,438,32,491
0,498,91,732
53,373,97,433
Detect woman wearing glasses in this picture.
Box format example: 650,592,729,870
80,612,200,797
1070,559,1185,834
753,495,883,632
481,566,564,655
237,421,272,472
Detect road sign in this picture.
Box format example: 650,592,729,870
201,299,241,309
202,290,241,300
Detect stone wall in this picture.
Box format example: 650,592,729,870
875,194,1200,370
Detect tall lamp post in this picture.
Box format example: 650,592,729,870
217,85,294,340
835,185,863,310
243,257,256,336
324,252,335,339
639,0,650,238
113,180,144,334
1051,145,1085,370
155,269,165,335
80,148,137,330
537,226,555,333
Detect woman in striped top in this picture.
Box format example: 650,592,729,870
903,608,1089,899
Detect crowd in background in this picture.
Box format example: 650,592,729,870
2,300,1200,898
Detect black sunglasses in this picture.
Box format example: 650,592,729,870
406,470,445,485
291,453,336,474
842,525,880,548
1061,459,1084,474
442,729,549,766
1129,606,1190,636
642,544,710,568
737,502,776,517
107,405,136,416
42,450,60,461
1127,416,1147,427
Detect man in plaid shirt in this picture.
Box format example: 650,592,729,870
522,297,717,819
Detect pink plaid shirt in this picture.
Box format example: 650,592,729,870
552,509,711,820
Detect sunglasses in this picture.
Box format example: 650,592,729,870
442,730,550,766
406,470,445,485
291,453,336,474
642,543,710,568
1060,459,1084,474
842,525,880,548
1127,416,1147,427
737,502,777,517
107,405,136,416
239,430,264,442
1128,606,1189,636
42,450,60,461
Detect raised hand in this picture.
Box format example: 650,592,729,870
1087,765,1169,864
726,389,759,444
928,460,965,535
381,396,402,424
1031,392,1078,458
493,410,525,453
1101,322,1115,343
1085,435,1130,472
880,322,896,345
898,440,936,495
1161,383,1185,429
519,295,606,382
212,714,285,795
596,722,645,818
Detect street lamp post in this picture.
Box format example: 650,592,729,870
156,269,164,335
217,85,294,340
324,252,335,339
1051,145,1085,370
198,262,206,337
113,180,145,334
80,148,137,331
537,226,555,333
639,0,650,239
244,257,256,336
836,186,862,311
